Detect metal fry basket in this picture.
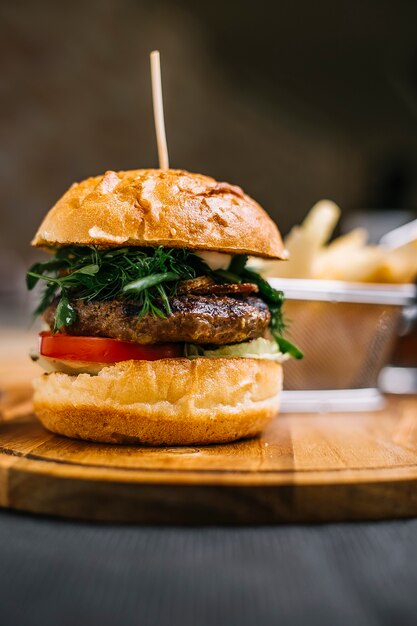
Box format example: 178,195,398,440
269,278,417,412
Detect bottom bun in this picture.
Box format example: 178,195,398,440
33,357,282,445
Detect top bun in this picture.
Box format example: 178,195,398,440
32,169,286,259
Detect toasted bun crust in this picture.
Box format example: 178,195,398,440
33,357,282,445
31,169,286,259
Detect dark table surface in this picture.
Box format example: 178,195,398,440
1,511,417,626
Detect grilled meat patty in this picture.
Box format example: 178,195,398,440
44,295,270,345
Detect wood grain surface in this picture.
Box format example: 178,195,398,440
0,334,417,524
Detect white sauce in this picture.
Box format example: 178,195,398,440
195,251,232,271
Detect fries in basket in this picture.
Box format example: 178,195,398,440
260,201,417,283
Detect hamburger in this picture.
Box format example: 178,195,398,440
27,168,301,445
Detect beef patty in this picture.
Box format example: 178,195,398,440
44,295,270,345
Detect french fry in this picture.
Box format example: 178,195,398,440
263,200,341,278
316,246,383,282
313,228,369,279
263,198,417,284
262,226,317,278
302,200,341,246
369,241,417,283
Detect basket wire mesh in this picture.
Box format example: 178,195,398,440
282,300,404,391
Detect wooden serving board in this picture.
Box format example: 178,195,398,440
0,334,416,524
1,363,417,523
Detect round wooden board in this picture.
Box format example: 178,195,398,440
1,383,417,524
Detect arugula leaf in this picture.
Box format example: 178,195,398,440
241,268,284,305
272,333,304,359
54,293,77,331
33,282,57,318
26,259,68,289
213,269,243,284
75,264,100,276
123,272,179,294
228,254,248,275
26,265,43,290
26,271,61,287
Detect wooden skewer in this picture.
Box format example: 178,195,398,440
150,50,169,170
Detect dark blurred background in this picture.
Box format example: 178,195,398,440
1,0,417,263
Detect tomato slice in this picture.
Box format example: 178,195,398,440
39,332,183,363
